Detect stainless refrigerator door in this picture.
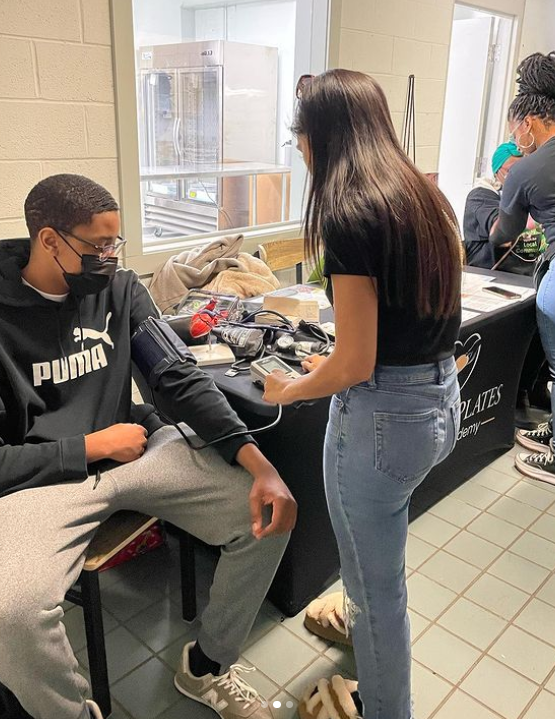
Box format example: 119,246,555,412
177,66,223,207
140,70,180,200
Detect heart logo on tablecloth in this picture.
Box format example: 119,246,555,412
455,332,482,390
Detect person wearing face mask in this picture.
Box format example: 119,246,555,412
0,174,296,719
486,52,555,483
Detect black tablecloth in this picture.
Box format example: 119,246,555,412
207,268,537,615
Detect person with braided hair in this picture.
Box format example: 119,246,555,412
489,52,555,483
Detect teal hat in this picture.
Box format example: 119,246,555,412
492,141,522,175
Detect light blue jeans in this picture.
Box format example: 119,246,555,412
324,358,460,719
536,260,555,422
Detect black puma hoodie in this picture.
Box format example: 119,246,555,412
0,239,253,498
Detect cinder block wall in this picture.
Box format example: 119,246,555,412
0,0,119,240
336,0,528,174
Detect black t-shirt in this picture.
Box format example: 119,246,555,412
494,136,555,245
323,221,461,366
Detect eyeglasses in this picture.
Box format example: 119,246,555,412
295,74,314,99
56,229,127,261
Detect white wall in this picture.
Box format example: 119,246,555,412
520,0,555,59
132,0,184,46
334,0,528,173
0,0,118,240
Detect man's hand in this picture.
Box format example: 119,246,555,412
236,444,297,540
249,469,297,540
85,424,148,463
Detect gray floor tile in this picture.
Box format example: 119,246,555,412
154,695,215,719
537,573,555,607
438,598,507,651
470,465,519,494
449,482,501,510
443,531,503,569
515,599,555,647
243,606,283,650
487,552,551,594
237,657,281,700
77,625,152,684
487,495,542,529
281,610,331,652
461,656,537,719
510,532,555,570
406,535,437,570
432,689,505,719
408,609,430,642
407,573,457,620
284,656,341,700
409,513,460,548
124,594,195,653
324,642,357,678
522,690,555,719
411,662,453,719
529,513,555,543
467,512,523,548
412,625,481,683
506,481,555,511
111,657,178,719
243,625,319,686
418,550,481,593
489,452,524,481
489,625,555,683
464,573,529,620
62,606,117,654
101,578,165,622
427,496,482,528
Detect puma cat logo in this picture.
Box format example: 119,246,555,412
74,312,114,349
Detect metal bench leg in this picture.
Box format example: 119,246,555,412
81,571,111,718
178,531,197,622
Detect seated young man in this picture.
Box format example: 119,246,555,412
0,174,297,719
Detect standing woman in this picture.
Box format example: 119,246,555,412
487,52,555,481
263,70,461,719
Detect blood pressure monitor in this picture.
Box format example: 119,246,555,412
250,356,301,385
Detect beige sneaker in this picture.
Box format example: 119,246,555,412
86,700,104,719
175,641,274,719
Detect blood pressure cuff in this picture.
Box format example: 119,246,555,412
131,316,197,388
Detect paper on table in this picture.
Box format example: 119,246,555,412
462,284,535,312
461,272,494,297
462,309,480,322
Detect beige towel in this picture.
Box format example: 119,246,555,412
204,253,280,297
149,234,280,312
149,234,246,313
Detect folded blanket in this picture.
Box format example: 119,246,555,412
149,234,279,312
204,252,280,297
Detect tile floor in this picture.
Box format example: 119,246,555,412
63,442,555,719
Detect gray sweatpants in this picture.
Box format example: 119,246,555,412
0,426,289,719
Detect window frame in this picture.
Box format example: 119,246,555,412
110,0,333,274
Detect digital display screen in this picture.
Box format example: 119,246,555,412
261,358,290,372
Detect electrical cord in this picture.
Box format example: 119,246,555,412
149,387,283,450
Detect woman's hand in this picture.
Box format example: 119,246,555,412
301,354,327,373
263,370,296,405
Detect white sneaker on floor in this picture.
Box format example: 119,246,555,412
86,700,104,719
175,641,274,719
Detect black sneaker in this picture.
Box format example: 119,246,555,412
516,421,552,453
515,450,555,485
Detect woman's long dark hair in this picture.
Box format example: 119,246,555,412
509,51,555,123
292,70,461,320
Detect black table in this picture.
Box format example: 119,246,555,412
208,268,537,616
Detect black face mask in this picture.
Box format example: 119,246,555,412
55,235,118,297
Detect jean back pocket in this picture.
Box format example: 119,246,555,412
374,409,439,484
